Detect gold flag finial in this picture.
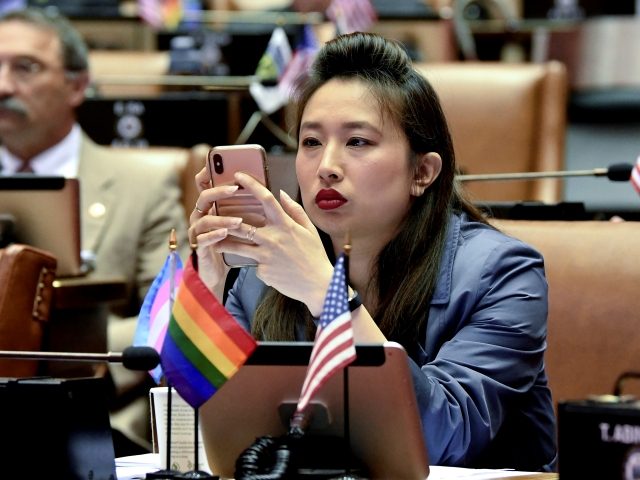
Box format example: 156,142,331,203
169,228,177,251
343,231,352,257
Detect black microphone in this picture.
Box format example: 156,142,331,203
458,163,634,182
605,163,633,181
0,345,160,371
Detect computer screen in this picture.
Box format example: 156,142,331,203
0,176,83,277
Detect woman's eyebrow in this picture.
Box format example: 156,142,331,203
300,120,380,132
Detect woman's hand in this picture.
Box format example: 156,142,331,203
188,166,241,296
217,172,335,316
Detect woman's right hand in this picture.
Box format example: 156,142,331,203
188,166,242,297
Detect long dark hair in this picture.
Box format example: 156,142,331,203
253,32,484,352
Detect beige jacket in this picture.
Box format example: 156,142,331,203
79,134,190,316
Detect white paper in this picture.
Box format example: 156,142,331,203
115,453,160,480
149,387,211,473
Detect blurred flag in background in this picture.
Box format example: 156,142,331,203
632,155,640,195
0,0,26,14
138,0,184,30
326,0,377,35
278,24,319,100
249,27,293,115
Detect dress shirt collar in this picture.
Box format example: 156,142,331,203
0,123,81,177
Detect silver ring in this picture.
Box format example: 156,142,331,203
194,203,205,214
246,225,257,243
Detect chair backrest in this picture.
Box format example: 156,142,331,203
104,144,208,222
491,219,640,405
180,144,210,217
88,50,171,97
0,244,57,377
415,61,568,203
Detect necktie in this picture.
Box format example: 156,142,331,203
16,162,33,173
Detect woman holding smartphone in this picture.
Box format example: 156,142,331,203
189,32,556,471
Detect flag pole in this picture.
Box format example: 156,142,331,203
342,232,354,478
174,407,214,479
147,229,183,479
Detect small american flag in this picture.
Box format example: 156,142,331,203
296,253,356,414
632,155,640,195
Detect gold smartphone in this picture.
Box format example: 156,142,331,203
207,144,269,268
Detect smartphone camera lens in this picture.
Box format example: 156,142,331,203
213,153,224,174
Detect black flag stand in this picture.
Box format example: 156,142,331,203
175,408,216,479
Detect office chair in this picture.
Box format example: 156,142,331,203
416,61,568,203
492,219,640,404
0,244,57,377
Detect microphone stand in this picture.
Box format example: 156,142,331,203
0,346,160,371
457,164,633,182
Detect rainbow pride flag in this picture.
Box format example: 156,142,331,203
161,254,257,408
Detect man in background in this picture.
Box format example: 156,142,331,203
0,7,191,453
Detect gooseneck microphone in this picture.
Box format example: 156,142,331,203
0,345,160,371
458,163,634,182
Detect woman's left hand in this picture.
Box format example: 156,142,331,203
219,172,334,317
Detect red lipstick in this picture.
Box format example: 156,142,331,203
315,189,347,210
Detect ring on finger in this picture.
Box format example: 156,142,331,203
246,225,257,243
194,202,205,214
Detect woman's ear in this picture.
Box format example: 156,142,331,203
410,152,442,197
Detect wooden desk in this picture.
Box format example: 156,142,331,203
43,276,127,377
53,275,127,309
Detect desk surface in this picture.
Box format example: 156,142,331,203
53,275,126,309
46,276,127,377
116,454,559,480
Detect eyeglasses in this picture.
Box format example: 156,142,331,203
0,57,62,82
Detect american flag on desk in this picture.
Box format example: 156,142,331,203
632,155,640,195
296,253,357,414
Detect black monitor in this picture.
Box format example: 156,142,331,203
0,176,83,277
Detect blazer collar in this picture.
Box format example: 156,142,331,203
431,212,460,306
